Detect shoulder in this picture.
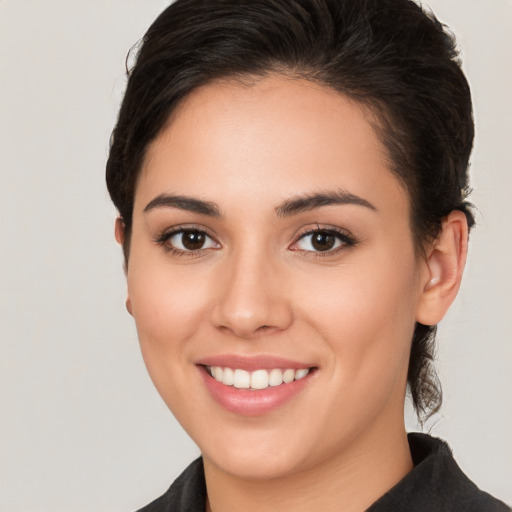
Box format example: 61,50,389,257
135,458,206,512
367,433,511,512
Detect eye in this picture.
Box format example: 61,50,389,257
292,228,356,253
156,228,220,253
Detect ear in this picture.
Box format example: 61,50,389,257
115,216,125,245
114,217,133,316
416,210,469,326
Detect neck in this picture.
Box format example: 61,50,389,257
204,423,413,512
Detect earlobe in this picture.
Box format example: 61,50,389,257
115,216,125,245
115,216,133,314
416,210,469,326
126,297,133,316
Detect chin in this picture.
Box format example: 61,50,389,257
196,420,325,481
204,445,309,481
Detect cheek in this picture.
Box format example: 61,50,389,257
126,251,213,367
297,250,420,383
126,261,215,419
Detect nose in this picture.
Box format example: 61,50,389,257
211,249,293,339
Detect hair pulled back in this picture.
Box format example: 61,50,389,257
106,0,475,421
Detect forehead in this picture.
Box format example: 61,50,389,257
137,75,408,218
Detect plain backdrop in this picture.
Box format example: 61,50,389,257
0,1,511,510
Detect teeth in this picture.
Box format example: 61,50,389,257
268,368,283,386
251,369,269,389
283,368,295,383
223,367,234,386
295,368,309,380
233,369,250,389
208,366,311,389
213,366,223,382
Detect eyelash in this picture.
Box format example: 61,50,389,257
154,224,220,257
291,226,358,257
154,225,358,257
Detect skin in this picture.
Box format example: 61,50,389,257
116,75,467,512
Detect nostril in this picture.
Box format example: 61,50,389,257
254,325,281,336
211,285,294,337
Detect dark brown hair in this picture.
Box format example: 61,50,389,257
106,0,475,421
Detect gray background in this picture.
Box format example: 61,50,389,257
0,1,510,510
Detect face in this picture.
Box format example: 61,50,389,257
124,76,430,480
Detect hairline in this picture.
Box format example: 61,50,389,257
126,69,425,259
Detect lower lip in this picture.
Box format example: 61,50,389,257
198,366,313,416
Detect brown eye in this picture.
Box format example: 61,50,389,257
181,230,206,250
163,229,219,252
293,228,356,254
311,232,336,251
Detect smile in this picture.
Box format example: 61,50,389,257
198,358,316,416
207,366,310,390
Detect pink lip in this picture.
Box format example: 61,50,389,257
196,356,316,416
196,354,314,371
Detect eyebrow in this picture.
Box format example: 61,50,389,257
275,189,377,217
143,189,376,218
144,194,221,217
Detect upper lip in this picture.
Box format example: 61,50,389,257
195,354,316,371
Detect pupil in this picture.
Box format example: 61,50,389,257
182,231,205,250
312,232,335,251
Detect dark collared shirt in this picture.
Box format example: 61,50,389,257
137,433,510,511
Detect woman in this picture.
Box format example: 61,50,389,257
106,0,510,510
